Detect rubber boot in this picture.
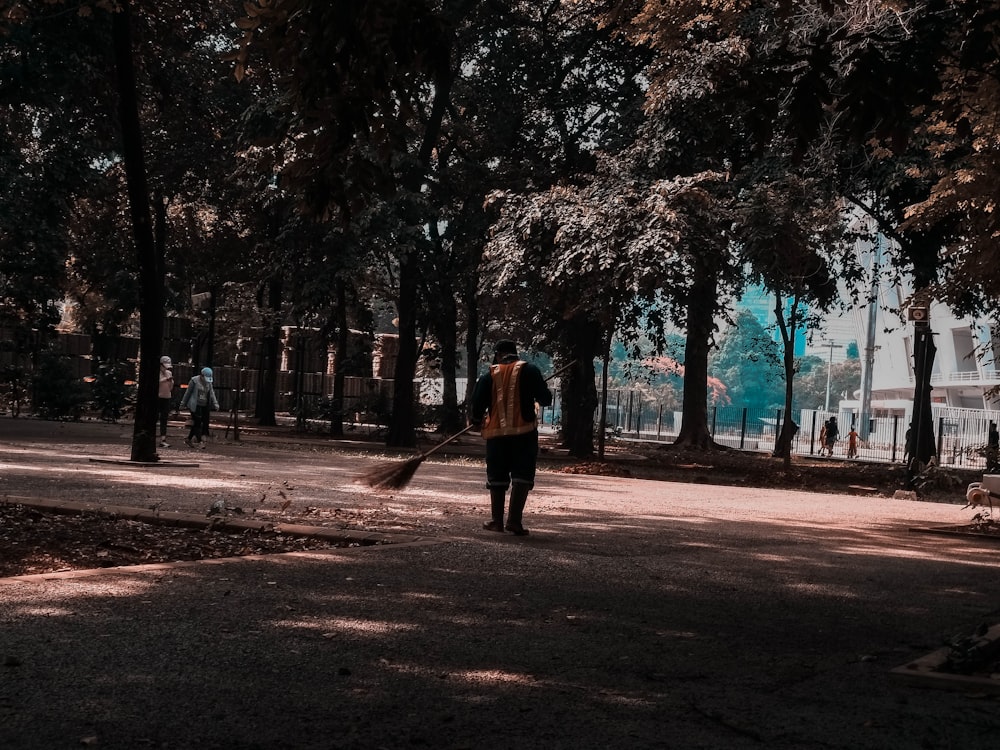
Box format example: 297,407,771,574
505,483,531,535
483,488,506,532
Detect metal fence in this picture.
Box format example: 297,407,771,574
586,389,1000,470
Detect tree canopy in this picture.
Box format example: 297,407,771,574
3,0,1000,462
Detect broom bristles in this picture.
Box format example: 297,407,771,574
359,455,425,490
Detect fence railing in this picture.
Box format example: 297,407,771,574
7,361,999,471
585,389,1000,470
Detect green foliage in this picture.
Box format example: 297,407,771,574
0,364,29,417
8,0,1000,452
796,354,825,376
90,361,136,423
32,352,88,421
709,310,785,410
793,358,861,412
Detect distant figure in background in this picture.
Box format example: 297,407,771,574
825,416,840,457
818,419,829,457
180,367,218,450
847,425,859,459
157,356,174,448
987,422,999,473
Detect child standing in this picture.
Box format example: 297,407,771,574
847,426,859,459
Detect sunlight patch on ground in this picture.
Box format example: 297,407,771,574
939,587,988,596
835,542,1000,567
383,485,482,503
783,582,860,598
9,605,78,617
445,669,660,708
2,460,356,497
3,574,159,601
399,591,449,603
0,461,50,473
275,616,420,636
750,552,801,564
441,668,536,686
2,446,120,462
628,514,718,525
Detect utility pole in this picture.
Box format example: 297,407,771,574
859,235,883,440
824,341,843,412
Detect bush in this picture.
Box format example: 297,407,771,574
32,352,89,421
90,361,136,423
0,364,29,417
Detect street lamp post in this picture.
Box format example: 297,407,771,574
824,341,843,412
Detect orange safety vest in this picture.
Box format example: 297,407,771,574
481,361,536,439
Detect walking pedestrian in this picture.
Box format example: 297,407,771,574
903,422,914,465
825,416,840,457
470,340,553,536
180,367,218,449
819,419,829,457
157,356,174,448
987,422,999,473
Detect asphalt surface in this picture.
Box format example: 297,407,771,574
2,417,1000,749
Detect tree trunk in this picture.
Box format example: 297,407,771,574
206,285,218,368
436,300,462,434
558,316,601,458
907,323,937,485
111,1,162,463
772,292,799,467
674,259,718,450
597,330,612,460
330,279,348,437
463,275,480,413
387,251,419,448
386,45,452,448
424,220,462,434
255,278,282,426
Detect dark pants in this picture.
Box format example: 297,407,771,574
485,430,539,490
187,406,211,442
158,398,171,438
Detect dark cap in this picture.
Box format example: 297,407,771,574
494,340,518,357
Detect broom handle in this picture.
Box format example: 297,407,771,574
419,423,479,459
419,360,576,460
545,360,576,381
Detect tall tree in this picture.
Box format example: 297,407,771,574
482,161,688,457
4,1,263,457
0,1,119,378
733,169,848,461
781,1,993,473
110,0,162,460
462,1,650,453
234,0,455,447
600,2,798,450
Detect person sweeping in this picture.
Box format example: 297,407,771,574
470,340,553,536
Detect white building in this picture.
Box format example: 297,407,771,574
810,229,1000,467
824,234,1000,417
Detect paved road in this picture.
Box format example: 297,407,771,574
2,417,1000,749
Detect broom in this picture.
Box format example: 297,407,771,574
359,360,576,491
